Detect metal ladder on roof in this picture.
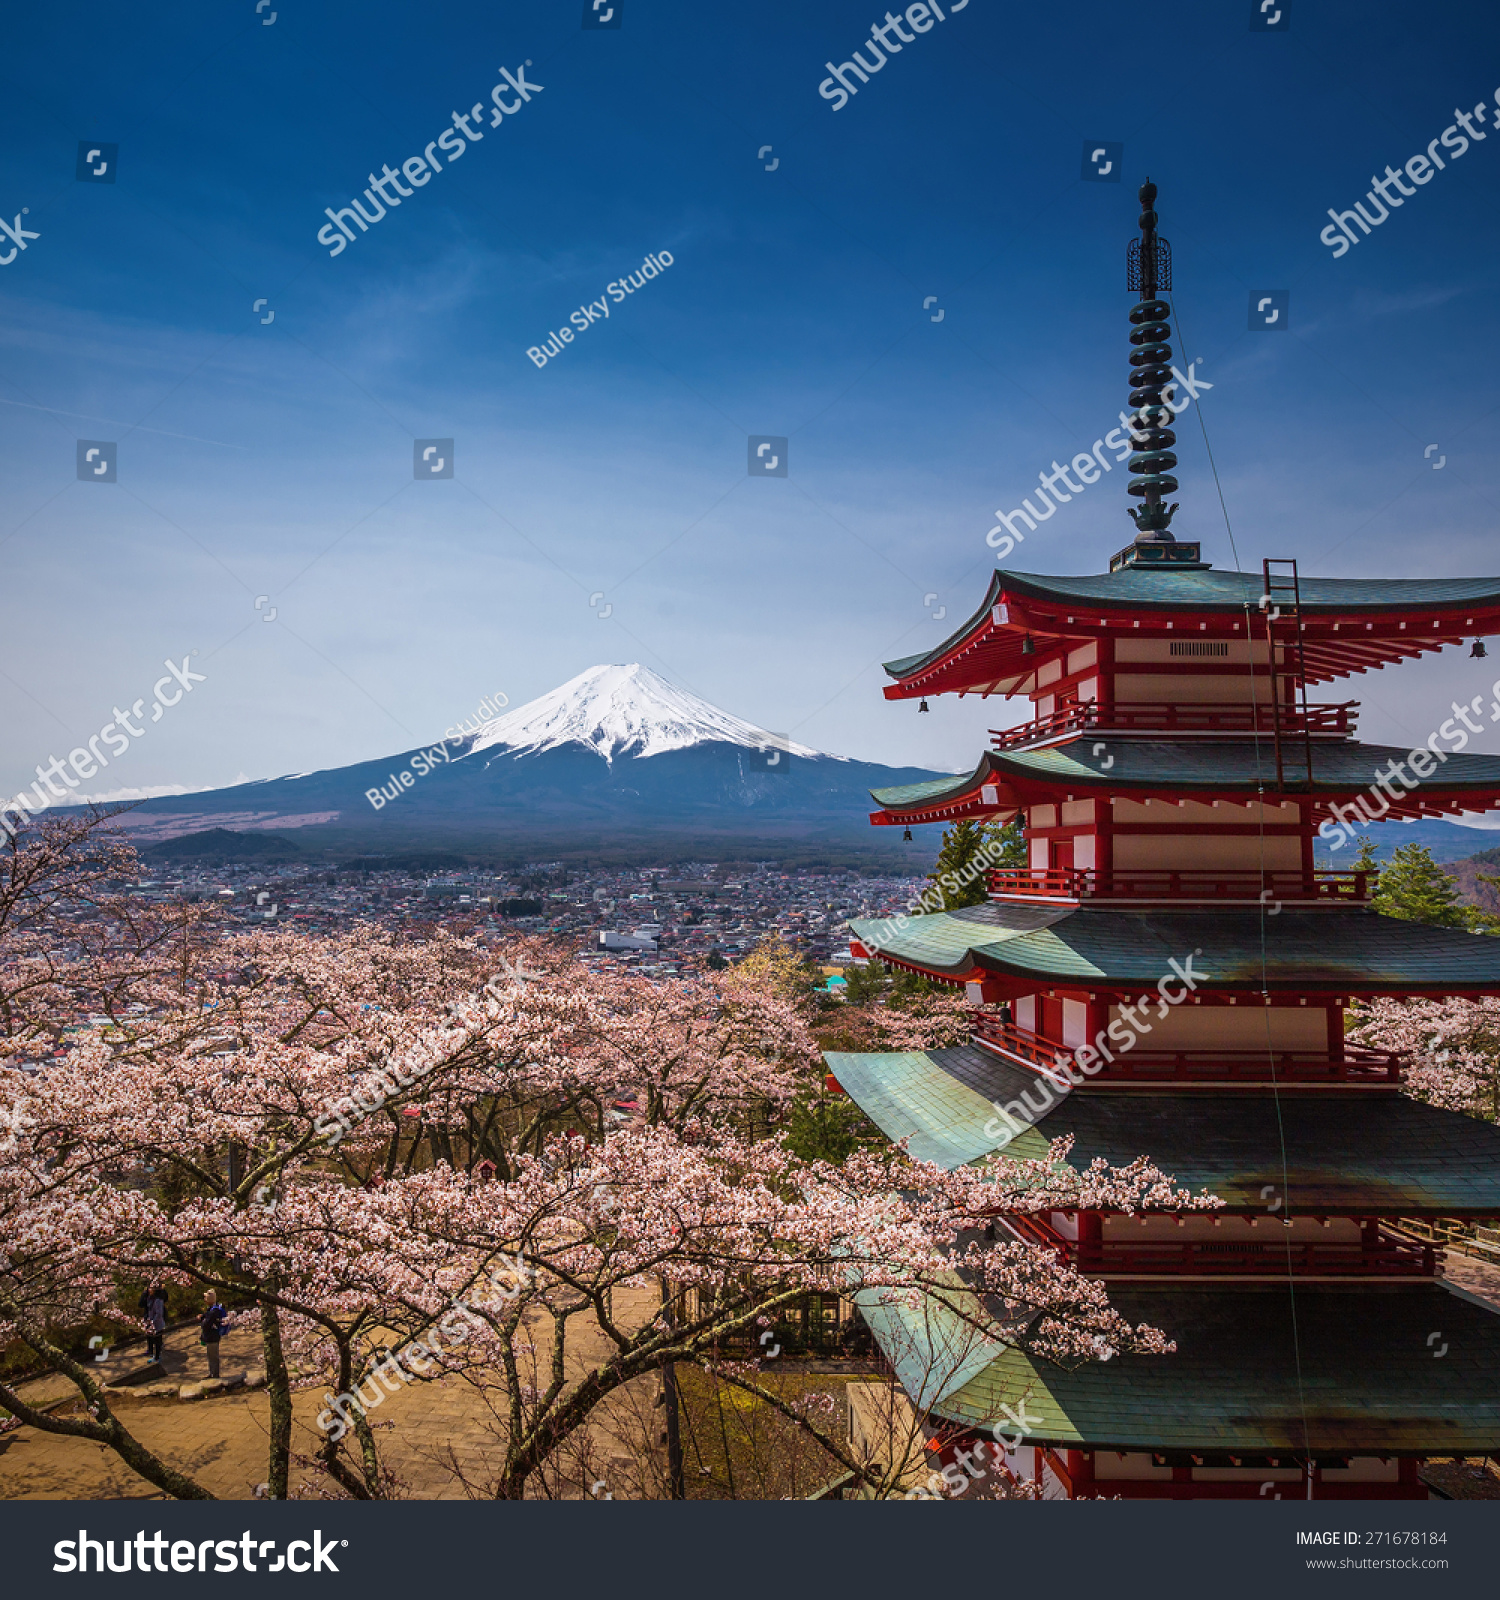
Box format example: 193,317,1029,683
1261,558,1315,790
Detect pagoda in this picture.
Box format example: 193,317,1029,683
827,182,1500,1500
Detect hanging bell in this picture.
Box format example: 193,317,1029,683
1021,636,1037,655
902,827,913,842
1471,640,1488,659
918,699,930,713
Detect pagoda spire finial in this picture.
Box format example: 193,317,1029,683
1124,178,1179,541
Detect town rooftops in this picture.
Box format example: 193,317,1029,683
885,570,1500,699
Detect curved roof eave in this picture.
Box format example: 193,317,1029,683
848,905,1500,993
882,568,1500,696
868,739,1500,824
869,751,1013,817
882,573,1004,682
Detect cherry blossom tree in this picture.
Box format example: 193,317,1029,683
1348,996,1500,1121
0,807,214,1051
815,981,973,1054
0,818,1220,1502
5,1035,1213,1500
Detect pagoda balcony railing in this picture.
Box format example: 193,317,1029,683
986,868,1375,905
970,1013,1404,1086
1394,1217,1500,1267
990,699,1358,750
1003,1214,1438,1278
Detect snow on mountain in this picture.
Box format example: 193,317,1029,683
467,664,829,764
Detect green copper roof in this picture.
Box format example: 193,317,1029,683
1001,567,1500,612
823,1050,1007,1168
916,1283,1500,1453
884,568,1500,681
852,1272,1006,1412
848,903,1500,993
869,768,996,809
1003,738,1500,794
868,740,1500,810
1041,1092,1500,1212
825,1044,1500,1210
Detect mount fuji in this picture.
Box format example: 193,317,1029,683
467,664,826,764
109,665,949,866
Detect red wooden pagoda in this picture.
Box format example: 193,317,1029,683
827,182,1500,1500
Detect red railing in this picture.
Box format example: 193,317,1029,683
1003,1214,1437,1277
990,700,1358,750
1002,1213,1076,1261
970,1014,1403,1085
970,1015,1072,1075
986,868,1375,904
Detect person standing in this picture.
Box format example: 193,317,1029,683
199,1291,229,1379
145,1286,168,1363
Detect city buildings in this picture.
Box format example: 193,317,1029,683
106,859,915,979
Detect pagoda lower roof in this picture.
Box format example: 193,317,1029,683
857,1277,1500,1454
868,740,1500,824
884,570,1500,697
823,1044,1500,1211
846,902,1500,995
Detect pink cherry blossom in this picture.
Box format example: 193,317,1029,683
0,813,1212,1501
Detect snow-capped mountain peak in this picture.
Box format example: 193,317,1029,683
467,664,826,764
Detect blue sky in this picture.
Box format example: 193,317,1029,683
3,0,1500,802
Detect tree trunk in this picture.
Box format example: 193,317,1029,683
0,1310,216,1501
660,1279,685,1500
260,1290,293,1499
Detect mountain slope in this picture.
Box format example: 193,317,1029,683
99,665,948,864
1311,817,1500,865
